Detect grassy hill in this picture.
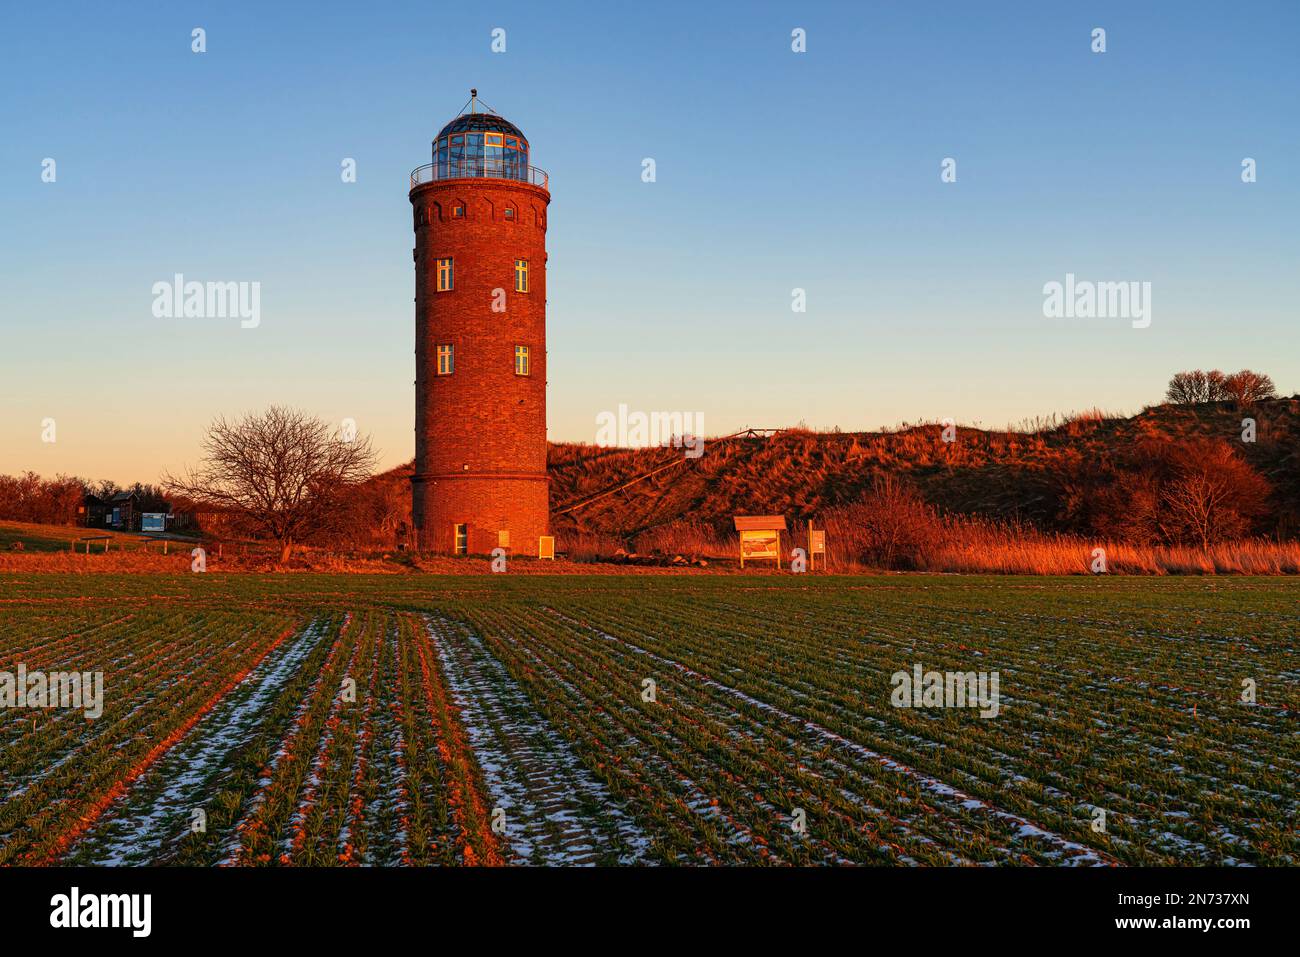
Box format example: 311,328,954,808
547,399,1300,547
226,397,1300,569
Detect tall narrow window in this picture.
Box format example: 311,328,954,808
514,345,530,376
515,259,529,293
436,258,453,291
484,132,503,176
449,134,464,176
437,344,454,376
453,523,467,555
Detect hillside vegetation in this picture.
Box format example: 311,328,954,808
549,399,1300,549
6,395,1298,573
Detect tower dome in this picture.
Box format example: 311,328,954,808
435,112,526,141
428,92,533,183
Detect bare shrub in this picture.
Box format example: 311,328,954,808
1089,471,1164,544
1166,370,1227,404
1159,440,1271,548
823,475,942,570
1221,369,1277,407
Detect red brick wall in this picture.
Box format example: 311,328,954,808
410,177,550,553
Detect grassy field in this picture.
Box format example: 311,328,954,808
0,521,149,553
0,572,1294,866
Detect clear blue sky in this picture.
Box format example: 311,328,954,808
2,0,1296,482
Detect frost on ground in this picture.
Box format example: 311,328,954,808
65,619,326,866
428,615,650,865
550,610,1114,867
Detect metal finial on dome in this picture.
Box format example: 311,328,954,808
434,90,525,142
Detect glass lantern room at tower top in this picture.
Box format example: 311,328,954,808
410,89,548,189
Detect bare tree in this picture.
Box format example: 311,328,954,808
1165,369,1227,404
1159,440,1270,549
1221,369,1277,407
824,475,941,569
165,406,377,563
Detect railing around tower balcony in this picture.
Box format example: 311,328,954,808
410,161,549,190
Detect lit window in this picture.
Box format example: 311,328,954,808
436,258,453,291
504,207,515,221
515,259,529,293
514,345,530,376
453,205,465,218
453,523,467,555
437,344,454,376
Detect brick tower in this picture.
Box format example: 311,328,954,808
409,91,550,554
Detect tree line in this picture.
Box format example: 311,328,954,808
0,474,172,526
1165,369,1277,406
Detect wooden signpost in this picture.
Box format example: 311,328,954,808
808,520,827,571
733,515,786,569
538,535,555,560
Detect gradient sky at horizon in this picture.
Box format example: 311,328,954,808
2,1,1297,484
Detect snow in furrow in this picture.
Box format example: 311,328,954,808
74,619,326,865
427,615,651,866
549,610,1113,867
